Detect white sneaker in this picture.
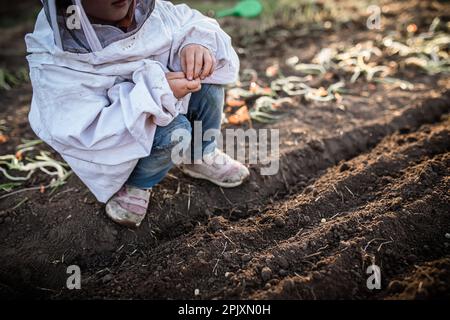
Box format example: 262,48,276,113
179,149,250,188
105,185,151,228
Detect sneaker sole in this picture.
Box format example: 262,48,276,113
180,167,248,188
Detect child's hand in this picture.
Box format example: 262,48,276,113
180,44,216,81
166,72,202,99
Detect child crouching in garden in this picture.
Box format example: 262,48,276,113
26,0,249,227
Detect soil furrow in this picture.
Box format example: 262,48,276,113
68,116,450,299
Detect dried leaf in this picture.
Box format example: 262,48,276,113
227,106,250,125
0,134,8,144
226,98,246,107
15,150,23,161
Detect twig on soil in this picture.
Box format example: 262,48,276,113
35,287,59,293
221,241,228,255
212,258,220,275
294,228,304,238
329,212,342,220
187,237,203,248
220,230,235,246
0,197,29,216
363,238,387,252
49,187,76,202
219,187,233,206
344,185,355,197
280,165,290,191
377,240,393,252
301,244,329,260
332,184,344,202
11,197,28,211
95,268,111,275
187,184,191,212
0,184,52,200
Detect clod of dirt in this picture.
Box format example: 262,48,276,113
261,267,272,282
307,139,325,152
241,254,252,263
207,216,228,233
279,269,288,276
282,279,295,292
303,186,313,194
273,216,286,228
101,274,113,284
339,163,350,172
276,256,289,269
387,280,406,294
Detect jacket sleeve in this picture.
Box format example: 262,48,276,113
160,1,240,84
29,60,190,166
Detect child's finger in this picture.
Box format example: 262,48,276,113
190,83,202,93
180,53,187,75
166,71,186,80
185,50,195,80
193,49,204,79
209,56,217,77
186,79,201,90
200,53,213,80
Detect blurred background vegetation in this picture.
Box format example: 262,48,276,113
1,0,447,91
175,0,375,33
0,0,378,90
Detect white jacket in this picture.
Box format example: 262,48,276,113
25,0,239,202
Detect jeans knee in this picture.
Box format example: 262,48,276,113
153,115,192,152
202,84,225,109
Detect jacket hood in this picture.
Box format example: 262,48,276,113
40,0,155,53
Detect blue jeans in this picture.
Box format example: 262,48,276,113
126,84,224,189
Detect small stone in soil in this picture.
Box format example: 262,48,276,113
101,274,113,283
273,216,285,228
303,186,313,194
282,279,295,291
261,267,272,282
277,256,289,269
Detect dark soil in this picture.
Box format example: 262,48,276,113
0,0,449,299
